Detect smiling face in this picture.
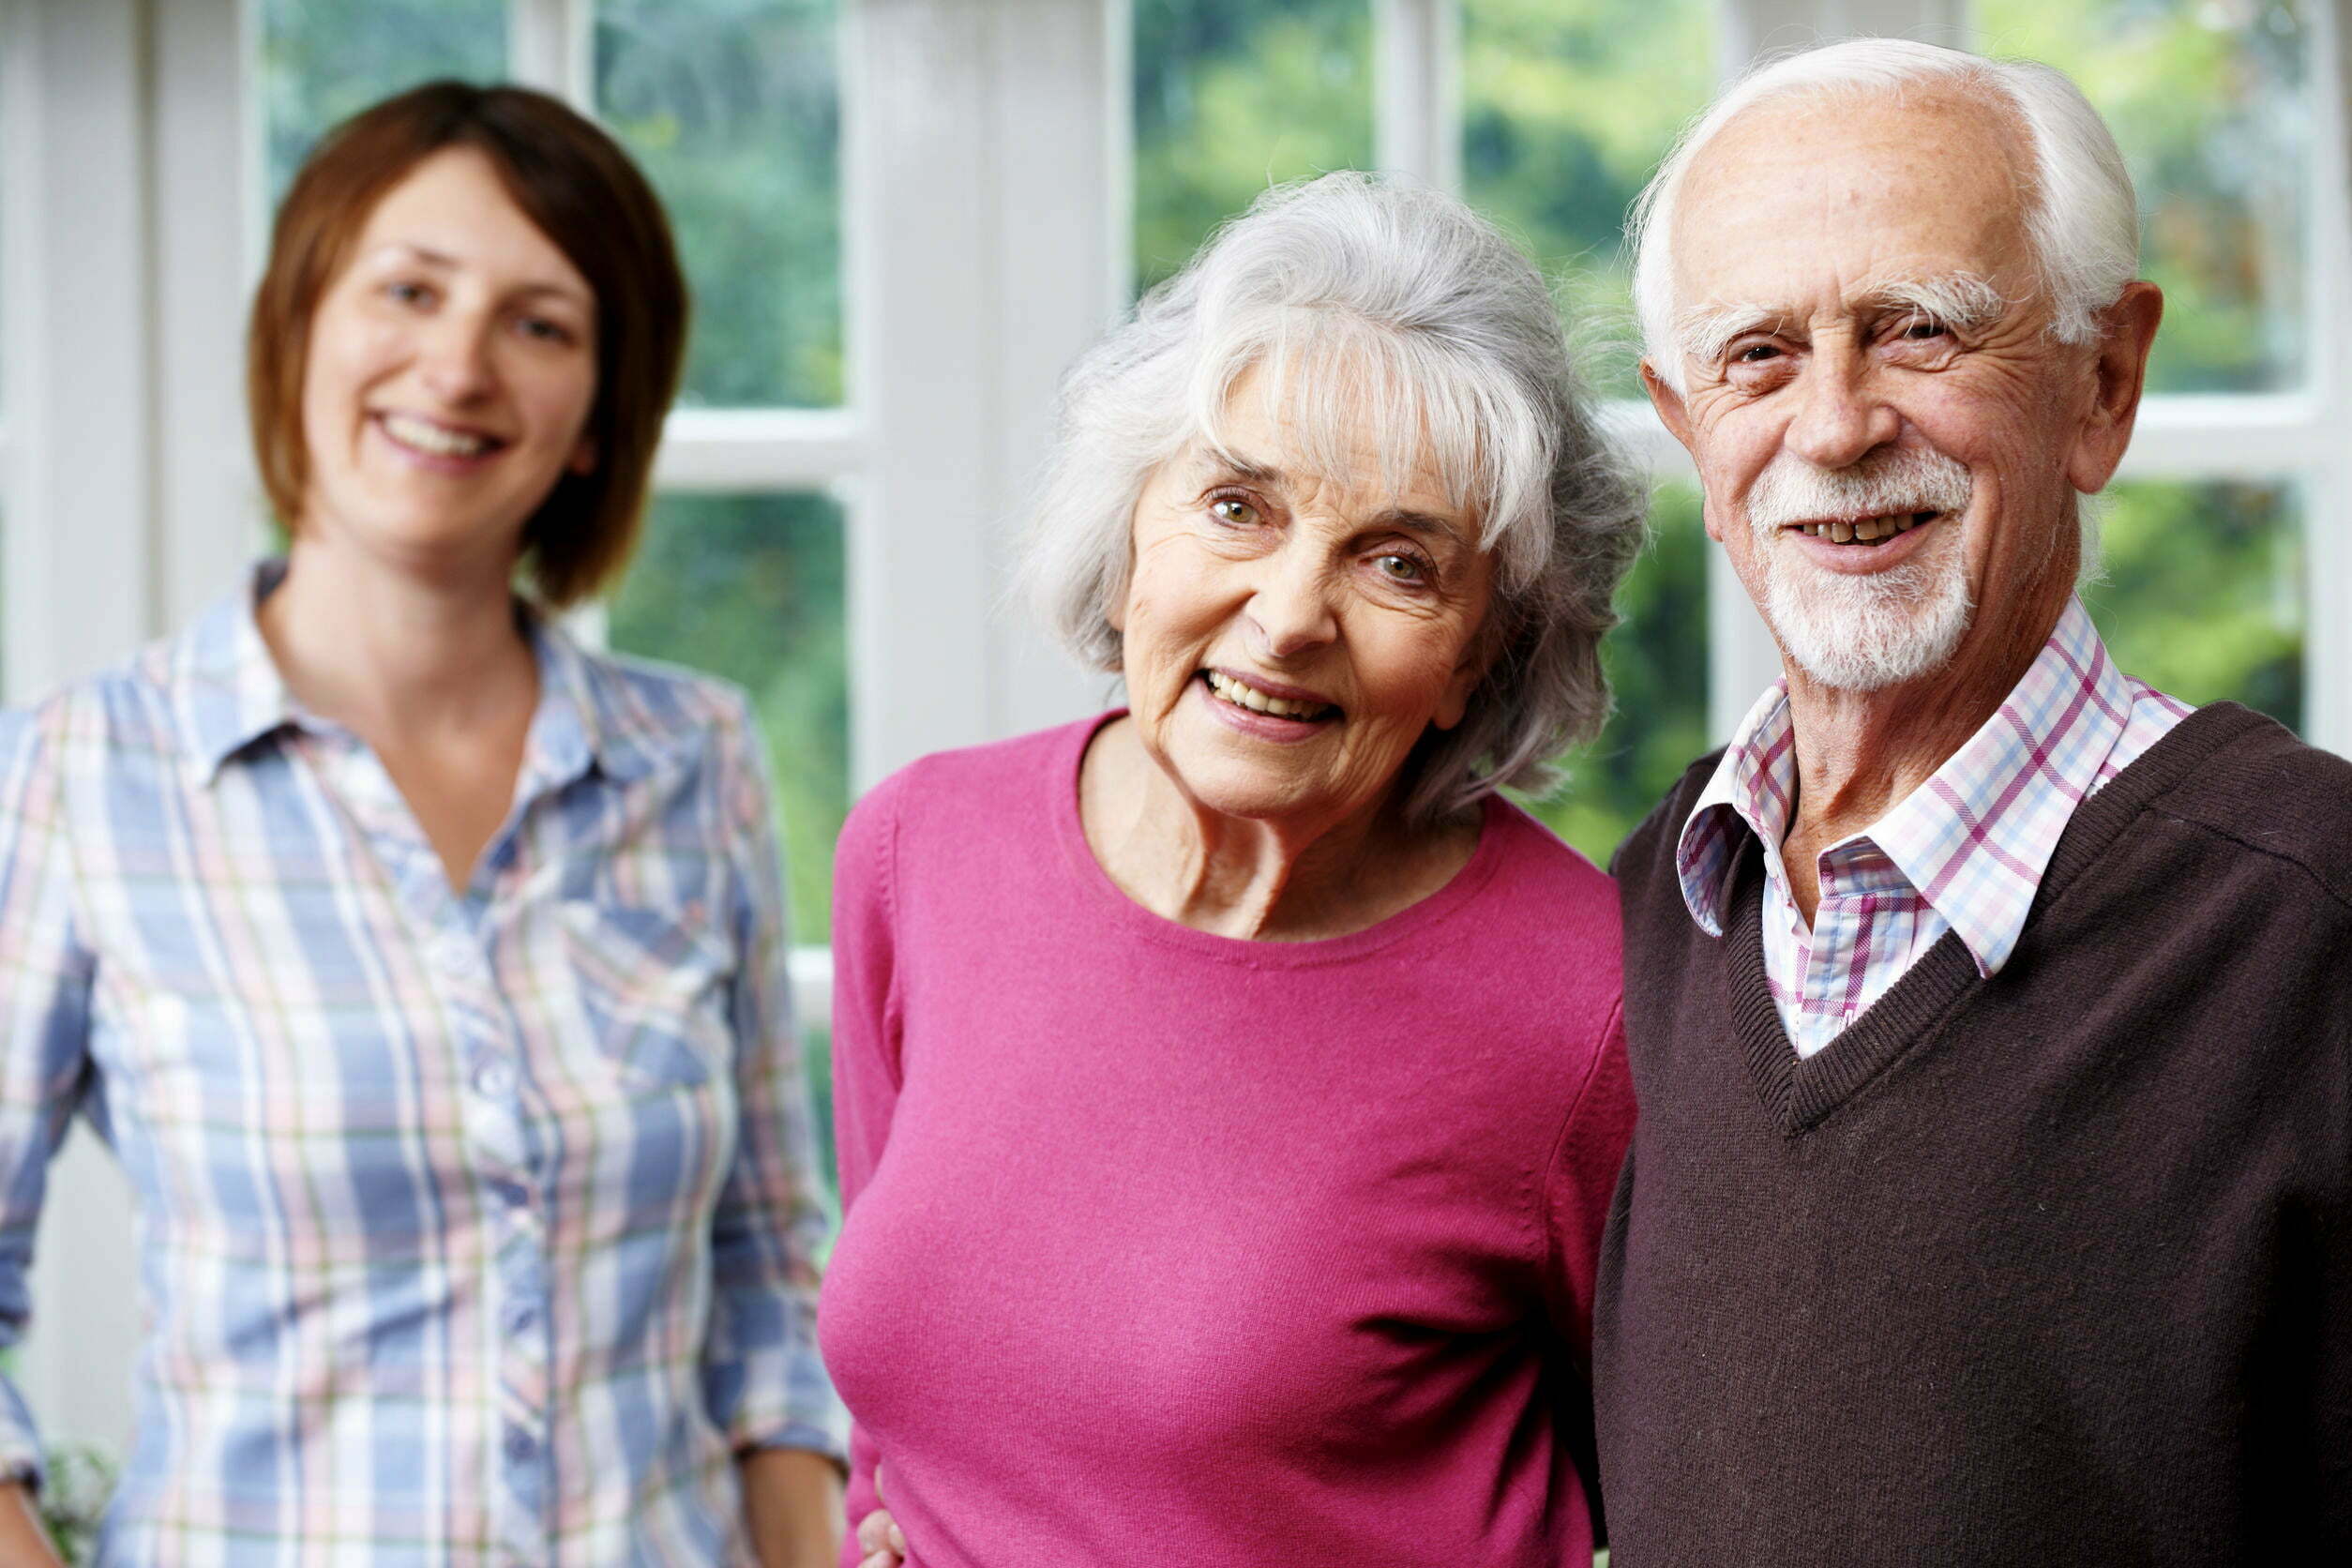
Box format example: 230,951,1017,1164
1648,85,2134,694
295,146,598,577
1115,364,1495,837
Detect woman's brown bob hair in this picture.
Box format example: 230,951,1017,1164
248,81,688,608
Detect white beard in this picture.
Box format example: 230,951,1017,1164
1744,448,1977,692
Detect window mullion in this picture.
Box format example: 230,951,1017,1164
2303,0,2352,756
509,0,593,105
1375,0,1460,191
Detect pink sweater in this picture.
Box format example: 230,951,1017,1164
819,716,1633,1568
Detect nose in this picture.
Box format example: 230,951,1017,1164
1783,340,1900,471
416,309,498,403
1245,541,1338,660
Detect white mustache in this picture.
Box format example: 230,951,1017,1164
1745,448,1973,531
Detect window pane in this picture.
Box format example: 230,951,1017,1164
604,492,850,944
596,0,843,408
1521,483,1708,866
2084,478,2303,729
257,0,505,203
1973,0,2310,393
1459,0,1717,399
1133,0,1375,294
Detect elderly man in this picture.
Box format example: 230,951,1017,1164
1592,36,2351,1565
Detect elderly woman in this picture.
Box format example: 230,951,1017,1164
819,173,1643,1568
0,84,842,1565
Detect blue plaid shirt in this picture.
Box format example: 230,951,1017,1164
0,565,844,1565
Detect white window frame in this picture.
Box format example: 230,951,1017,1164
2,0,2345,1457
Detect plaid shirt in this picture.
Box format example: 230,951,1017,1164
0,565,844,1565
1677,598,2194,1059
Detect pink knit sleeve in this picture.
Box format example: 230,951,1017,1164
829,779,906,1563
1543,998,1635,1362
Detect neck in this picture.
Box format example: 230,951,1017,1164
1781,596,2068,849
257,536,535,740
1080,718,1467,942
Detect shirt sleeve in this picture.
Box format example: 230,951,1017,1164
827,772,907,1560
0,706,96,1489
701,695,849,1462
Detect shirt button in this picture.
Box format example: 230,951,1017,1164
474,1058,516,1098
505,1426,537,1464
432,932,476,976
505,1301,538,1337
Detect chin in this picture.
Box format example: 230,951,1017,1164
1768,560,1975,692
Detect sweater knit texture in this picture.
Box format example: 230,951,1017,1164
818,715,1632,1568
1594,701,2352,1565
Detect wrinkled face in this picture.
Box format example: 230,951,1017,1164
1652,87,2103,692
1116,366,1494,834
297,146,598,573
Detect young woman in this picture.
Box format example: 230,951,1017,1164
0,83,843,1566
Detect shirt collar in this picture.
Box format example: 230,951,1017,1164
1674,597,2134,975
174,560,683,792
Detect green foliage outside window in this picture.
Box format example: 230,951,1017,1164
597,0,843,408
1133,0,1375,293
257,0,505,203
1460,0,1715,400
1975,0,2310,393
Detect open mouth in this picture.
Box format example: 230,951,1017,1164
1787,510,1939,548
1200,669,1340,725
378,412,506,461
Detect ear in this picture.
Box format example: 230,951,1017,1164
1642,360,1724,542
2066,280,2163,495
1642,357,1696,451
568,437,598,476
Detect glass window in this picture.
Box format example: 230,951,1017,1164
1519,483,1708,867
1132,0,1376,294
604,491,850,945
2083,478,2303,728
596,0,844,409
256,0,505,203
1458,0,1717,399
1972,0,2312,393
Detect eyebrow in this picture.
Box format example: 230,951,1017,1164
1675,269,2017,366
1189,449,1469,544
365,242,591,306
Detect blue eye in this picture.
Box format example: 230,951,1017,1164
516,315,573,344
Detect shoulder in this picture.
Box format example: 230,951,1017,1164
3,636,188,776
575,644,761,758
846,714,1100,847
1477,798,1622,958
2138,703,2352,913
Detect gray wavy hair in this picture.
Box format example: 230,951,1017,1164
1018,171,1646,826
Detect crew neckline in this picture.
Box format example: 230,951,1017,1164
1047,709,1516,969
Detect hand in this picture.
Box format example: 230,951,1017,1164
853,1463,909,1568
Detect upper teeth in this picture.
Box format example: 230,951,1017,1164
1798,514,1924,542
1206,671,1331,719
383,414,490,458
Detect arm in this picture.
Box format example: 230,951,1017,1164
705,700,849,1565
0,710,94,1567
827,779,909,1567
1541,998,1635,1548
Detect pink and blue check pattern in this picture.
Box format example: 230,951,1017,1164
1677,598,2194,1059
0,565,843,1565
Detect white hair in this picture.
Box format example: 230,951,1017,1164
1020,171,1646,825
1630,38,2141,393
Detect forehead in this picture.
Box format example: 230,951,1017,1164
1195,354,1470,520
347,145,591,296
1671,86,2035,318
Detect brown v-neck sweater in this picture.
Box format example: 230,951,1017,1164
1592,702,2352,1565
